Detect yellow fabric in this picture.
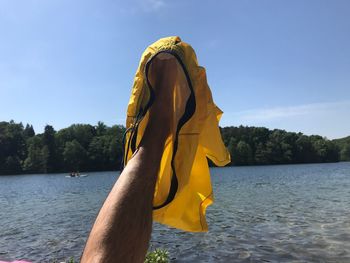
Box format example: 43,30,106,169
124,36,230,232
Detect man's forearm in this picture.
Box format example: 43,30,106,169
81,54,176,263
81,120,168,263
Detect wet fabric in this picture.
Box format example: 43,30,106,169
123,36,230,232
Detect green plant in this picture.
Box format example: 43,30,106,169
49,248,169,263
145,248,169,263
51,257,75,263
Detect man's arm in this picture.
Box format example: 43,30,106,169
81,54,176,263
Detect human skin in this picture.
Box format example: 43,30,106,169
81,54,177,263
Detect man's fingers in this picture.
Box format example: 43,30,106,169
148,54,178,90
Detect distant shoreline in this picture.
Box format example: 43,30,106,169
1,161,350,177
1,120,349,175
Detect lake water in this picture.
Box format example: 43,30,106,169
1,162,350,262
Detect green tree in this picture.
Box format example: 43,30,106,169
0,121,26,174
324,141,340,162
96,121,107,136
23,137,47,173
5,156,22,174
312,138,328,162
23,124,35,138
63,140,87,171
232,140,253,165
42,125,57,172
340,143,350,161
310,138,338,163
88,136,112,171
295,135,315,163
107,125,126,169
1,120,346,175
254,143,269,164
227,137,236,160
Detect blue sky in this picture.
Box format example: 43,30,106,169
0,0,349,139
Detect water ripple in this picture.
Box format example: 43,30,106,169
0,163,349,262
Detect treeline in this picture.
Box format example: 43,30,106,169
221,126,344,165
0,121,349,175
0,121,125,175
333,136,350,162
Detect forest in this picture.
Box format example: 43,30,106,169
0,120,349,175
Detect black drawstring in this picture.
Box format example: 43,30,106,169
120,107,146,171
120,126,133,172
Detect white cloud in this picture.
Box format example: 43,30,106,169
118,0,166,14
143,0,165,12
225,101,350,123
221,101,350,139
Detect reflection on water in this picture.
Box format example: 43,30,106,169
0,162,350,262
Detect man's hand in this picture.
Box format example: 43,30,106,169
147,53,177,137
